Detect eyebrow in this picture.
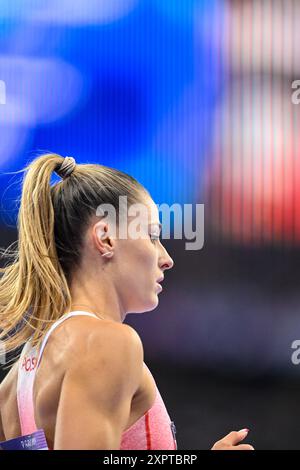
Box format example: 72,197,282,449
149,222,162,231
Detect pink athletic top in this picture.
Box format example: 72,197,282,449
17,311,177,450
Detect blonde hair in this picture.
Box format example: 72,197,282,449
0,153,148,364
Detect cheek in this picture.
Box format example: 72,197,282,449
129,244,157,282
139,241,158,269
118,239,157,287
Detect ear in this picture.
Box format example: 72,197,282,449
92,220,115,257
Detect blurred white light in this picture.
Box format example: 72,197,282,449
0,56,83,125
0,0,138,24
0,81,6,105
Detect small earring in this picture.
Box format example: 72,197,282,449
101,251,113,258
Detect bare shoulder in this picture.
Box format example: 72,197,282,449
59,316,143,360
35,317,145,449
53,320,144,449
51,317,145,393
42,315,144,366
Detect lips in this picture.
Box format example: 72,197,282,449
156,276,164,283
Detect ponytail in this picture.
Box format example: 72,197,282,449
0,154,72,360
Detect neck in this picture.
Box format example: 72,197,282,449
69,268,125,324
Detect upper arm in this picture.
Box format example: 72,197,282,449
54,324,144,450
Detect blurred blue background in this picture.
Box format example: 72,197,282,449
0,0,223,209
1,0,300,449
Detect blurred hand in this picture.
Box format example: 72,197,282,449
211,429,254,450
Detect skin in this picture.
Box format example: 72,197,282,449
0,195,254,450
69,195,173,323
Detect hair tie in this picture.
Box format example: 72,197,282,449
55,156,76,179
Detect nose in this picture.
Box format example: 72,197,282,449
159,246,174,272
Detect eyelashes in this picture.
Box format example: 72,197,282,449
150,234,160,243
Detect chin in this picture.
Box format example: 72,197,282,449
130,296,159,314
143,296,159,312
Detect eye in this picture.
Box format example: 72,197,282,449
150,233,160,243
